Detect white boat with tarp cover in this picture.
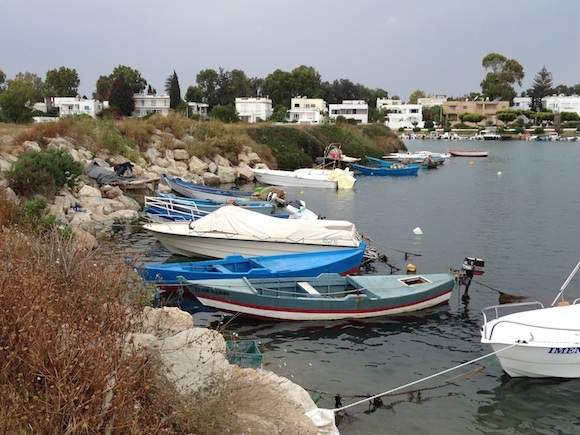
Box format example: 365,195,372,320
143,206,362,258
481,261,580,378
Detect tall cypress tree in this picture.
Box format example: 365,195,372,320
165,70,181,109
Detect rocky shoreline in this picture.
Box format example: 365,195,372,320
0,130,338,434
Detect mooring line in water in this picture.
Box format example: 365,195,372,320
361,234,421,259
333,345,517,413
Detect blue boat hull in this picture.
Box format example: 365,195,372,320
350,162,420,176
139,243,366,291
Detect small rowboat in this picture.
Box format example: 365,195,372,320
350,162,420,176
186,272,458,321
448,148,489,157
138,244,366,292
162,174,258,203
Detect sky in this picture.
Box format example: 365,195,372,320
3,1,580,102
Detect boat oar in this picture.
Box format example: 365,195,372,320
551,260,580,306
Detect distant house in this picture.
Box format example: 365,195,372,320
417,95,447,108
187,101,209,118
328,100,368,124
542,95,580,116
235,97,273,123
133,94,170,118
286,96,327,124
377,98,423,129
34,96,104,118
511,97,532,111
442,98,510,124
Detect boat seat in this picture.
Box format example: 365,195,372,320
297,281,322,296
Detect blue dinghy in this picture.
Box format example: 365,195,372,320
350,162,420,176
139,242,366,292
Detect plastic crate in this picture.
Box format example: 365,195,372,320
225,339,262,368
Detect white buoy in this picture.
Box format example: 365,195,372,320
413,227,423,236
497,171,502,176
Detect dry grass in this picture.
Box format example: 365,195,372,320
0,194,307,434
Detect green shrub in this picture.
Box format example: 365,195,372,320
6,148,82,198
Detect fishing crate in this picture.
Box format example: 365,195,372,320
225,339,262,369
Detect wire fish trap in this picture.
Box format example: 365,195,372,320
225,339,262,368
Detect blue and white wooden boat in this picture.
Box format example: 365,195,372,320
139,243,366,292
185,272,458,321
350,162,420,176
162,174,258,203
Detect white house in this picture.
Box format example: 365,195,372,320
377,98,423,129
286,96,327,124
34,96,104,118
187,101,209,118
133,94,170,117
542,95,580,116
328,100,368,124
235,97,273,123
511,96,532,111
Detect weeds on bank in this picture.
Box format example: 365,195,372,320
0,195,295,434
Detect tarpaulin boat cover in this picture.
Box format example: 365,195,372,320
148,206,361,247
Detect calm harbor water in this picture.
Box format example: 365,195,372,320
116,139,580,434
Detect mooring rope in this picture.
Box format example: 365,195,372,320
361,234,421,259
333,344,517,413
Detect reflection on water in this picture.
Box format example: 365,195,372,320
475,375,580,434
111,140,580,434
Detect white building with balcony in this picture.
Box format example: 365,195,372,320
34,96,104,118
377,98,423,129
187,101,209,118
133,94,171,117
286,96,327,124
235,97,272,123
328,100,368,124
542,95,580,116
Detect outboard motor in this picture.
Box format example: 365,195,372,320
462,257,485,276
460,257,484,302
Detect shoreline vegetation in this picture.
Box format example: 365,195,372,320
0,115,404,433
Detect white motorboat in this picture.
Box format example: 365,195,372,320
481,261,580,378
382,151,450,163
143,206,362,258
251,167,355,189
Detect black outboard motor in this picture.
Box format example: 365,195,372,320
460,257,485,301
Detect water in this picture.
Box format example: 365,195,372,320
117,139,580,434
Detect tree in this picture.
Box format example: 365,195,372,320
409,89,426,104
496,110,517,124
0,70,6,91
94,75,112,101
185,85,203,103
108,74,135,116
110,65,147,94
196,69,219,108
527,66,553,112
0,79,36,123
165,70,181,109
459,113,485,124
480,53,524,103
261,69,293,108
45,66,80,97
209,104,239,123
14,72,45,102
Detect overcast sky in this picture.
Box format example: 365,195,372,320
3,1,579,101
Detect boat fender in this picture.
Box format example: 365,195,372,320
406,263,416,274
